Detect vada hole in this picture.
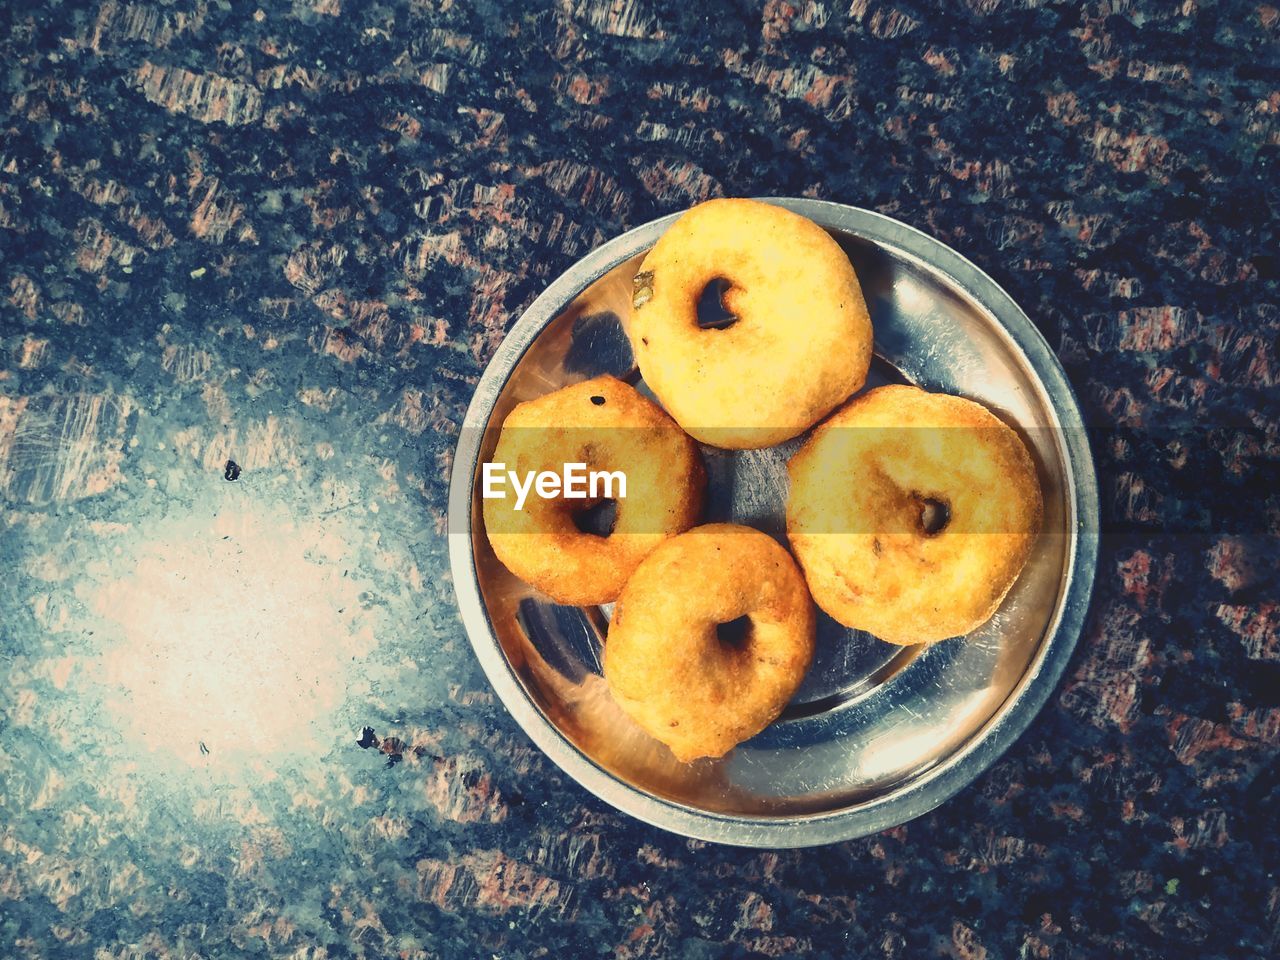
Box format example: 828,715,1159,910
716,615,753,652
918,497,951,536
696,277,738,330
572,498,617,537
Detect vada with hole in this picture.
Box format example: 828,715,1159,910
628,198,872,449
786,385,1043,646
483,375,705,607
603,524,815,762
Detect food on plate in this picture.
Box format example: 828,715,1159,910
628,197,872,449
603,524,815,761
786,384,1043,646
483,375,705,606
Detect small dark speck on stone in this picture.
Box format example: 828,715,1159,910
199,741,209,755
356,726,378,749
591,395,605,405
223,459,241,481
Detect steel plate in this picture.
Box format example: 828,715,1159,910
447,199,1099,847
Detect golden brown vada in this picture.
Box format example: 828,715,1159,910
603,524,815,762
483,375,704,606
786,385,1043,646
628,198,872,449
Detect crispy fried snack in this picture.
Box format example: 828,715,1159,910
603,524,815,762
787,385,1043,646
629,198,872,449
483,375,704,606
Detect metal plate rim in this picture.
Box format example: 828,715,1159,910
447,199,1099,848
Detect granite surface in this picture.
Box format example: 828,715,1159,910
1,0,1278,957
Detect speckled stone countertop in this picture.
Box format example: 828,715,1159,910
1,1,1277,957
